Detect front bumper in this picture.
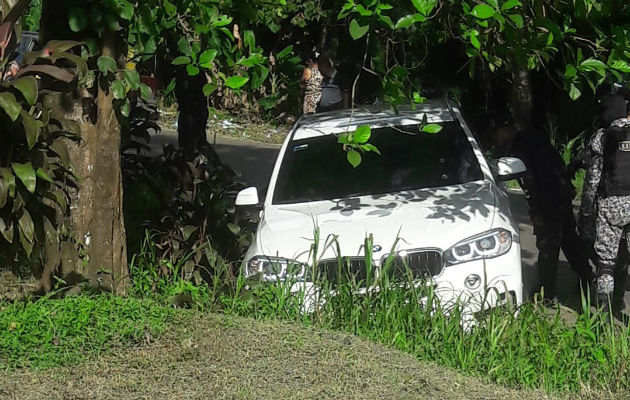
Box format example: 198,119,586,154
247,243,523,317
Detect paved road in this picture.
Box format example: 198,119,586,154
152,130,628,312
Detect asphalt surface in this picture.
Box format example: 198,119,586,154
152,129,629,313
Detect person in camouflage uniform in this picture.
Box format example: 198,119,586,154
579,89,630,310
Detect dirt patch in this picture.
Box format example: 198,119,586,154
0,312,609,400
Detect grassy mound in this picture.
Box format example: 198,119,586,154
1,312,564,400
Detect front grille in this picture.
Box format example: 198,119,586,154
315,257,369,287
383,250,443,282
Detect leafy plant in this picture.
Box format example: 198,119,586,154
122,144,247,285
0,2,83,264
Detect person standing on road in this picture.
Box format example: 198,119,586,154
579,87,630,313
496,122,594,300
300,54,323,115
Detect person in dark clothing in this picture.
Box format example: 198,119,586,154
316,54,351,112
496,124,594,299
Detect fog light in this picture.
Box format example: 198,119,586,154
465,274,481,289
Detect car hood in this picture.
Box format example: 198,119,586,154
257,181,499,262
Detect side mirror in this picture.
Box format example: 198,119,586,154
235,187,260,207
496,157,526,182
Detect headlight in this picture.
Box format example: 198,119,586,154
246,256,308,282
445,228,512,266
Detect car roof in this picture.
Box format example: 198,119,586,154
293,98,457,141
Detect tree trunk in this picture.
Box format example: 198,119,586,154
511,65,533,131
40,2,128,294
175,70,209,156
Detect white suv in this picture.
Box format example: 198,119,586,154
236,99,526,312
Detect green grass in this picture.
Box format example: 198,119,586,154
2,236,629,396
0,295,173,369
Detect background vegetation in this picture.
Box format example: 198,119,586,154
0,0,629,397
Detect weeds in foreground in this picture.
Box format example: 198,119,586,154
1,237,629,396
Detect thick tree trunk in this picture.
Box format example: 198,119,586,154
40,2,128,294
175,70,209,156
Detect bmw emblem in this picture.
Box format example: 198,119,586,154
372,245,382,252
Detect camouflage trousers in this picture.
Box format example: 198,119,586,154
594,196,630,295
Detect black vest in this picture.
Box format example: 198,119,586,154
602,125,630,197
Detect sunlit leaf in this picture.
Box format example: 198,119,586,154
508,14,524,28
422,123,443,133
354,125,371,144
10,76,38,106
349,19,369,40
225,76,249,89
471,4,495,19
172,56,191,65
0,92,21,122
501,0,522,10
12,162,36,194
199,49,218,67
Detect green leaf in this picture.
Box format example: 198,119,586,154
379,15,395,30
118,0,134,20
347,150,362,168
10,77,38,106
122,70,141,90
0,168,16,202
609,60,630,73
508,14,524,28
471,4,495,19
121,98,131,117
355,4,373,16
354,125,371,144
20,110,43,149
164,0,177,17
164,77,176,95
97,56,117,75
349,19,369,40
182,225,197,241
202,84,217,96
140,83,152,101
50,140,71,168
422,123,443,133
172,56,191,66
12,162,36,194
470,32,481,50
564,64,577,79
227,223,241,235
177,37,191,56
395,15,415,29
199,49,218,67
243,30,255,50
186,64,200,76
579,58,606,72
111,80,126,100
501,0,522,10
276,45,293,60
0,217,13,243
569,83,581,100
36,168,53,183
19,227,33,257
18,209,35,244
361,143,381,155
225,76,249,90
0,92,21,122
68,7,88,32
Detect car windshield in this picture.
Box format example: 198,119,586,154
272,121,484,204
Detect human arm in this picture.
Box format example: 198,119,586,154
578,129,604,242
